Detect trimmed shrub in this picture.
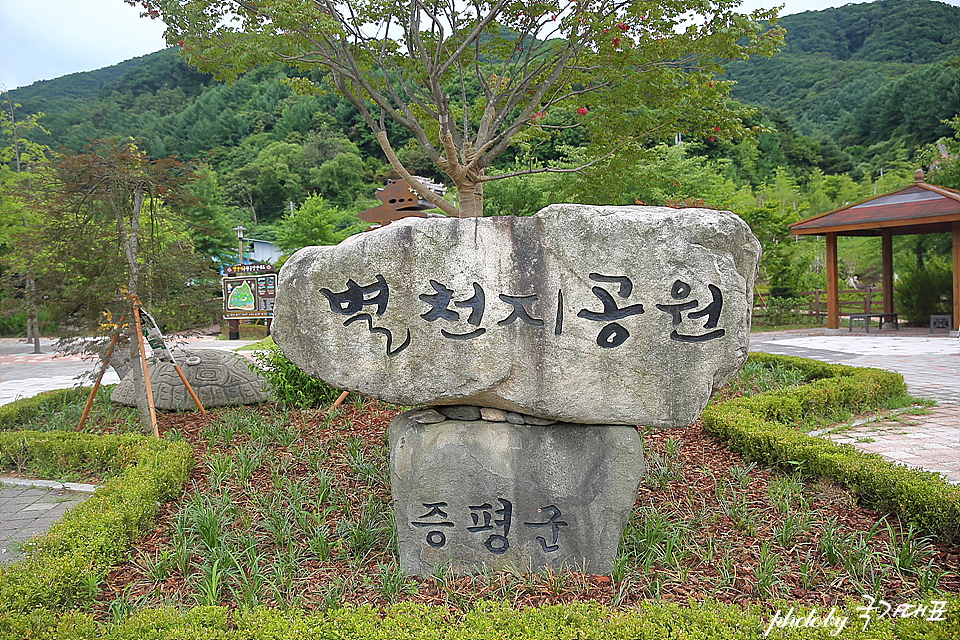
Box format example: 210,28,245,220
0,433,194,616
2,598,958,640
703,354,960,541
0,388,92,430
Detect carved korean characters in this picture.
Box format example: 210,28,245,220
389,413,645,575
272,205,761,426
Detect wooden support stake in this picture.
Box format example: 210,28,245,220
76,317,126,432
826,233,839,330
882,229,894,314
953,221,960,332
131,299,159,438
328,390,350,413
173,363,207,415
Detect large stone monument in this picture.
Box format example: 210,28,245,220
272,205,761,574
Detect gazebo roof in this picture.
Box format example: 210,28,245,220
790,172,960,237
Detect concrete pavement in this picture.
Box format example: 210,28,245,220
0,483,91,564
750,327,959,483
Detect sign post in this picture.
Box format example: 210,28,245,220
222,263,277,339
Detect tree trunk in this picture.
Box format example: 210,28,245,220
118,188,151,430
456,180,484,218
25,275,40,354
127,323,151,431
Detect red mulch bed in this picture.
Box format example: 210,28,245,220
92,401,959,617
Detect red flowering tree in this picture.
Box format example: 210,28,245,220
132,0,782,217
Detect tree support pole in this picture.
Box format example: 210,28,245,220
131,298,159,438
76,316,126,432
953,221,959,331
173,363,207,415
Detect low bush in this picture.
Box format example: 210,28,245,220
3,598,958,640
703,354,960,541
0,432,194,617
0,388,92,430
0,430,142,478
895,256,953,326
249,342,342,407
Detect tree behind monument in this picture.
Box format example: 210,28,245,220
132,0,783,217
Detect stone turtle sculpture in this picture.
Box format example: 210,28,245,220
110,348,269,410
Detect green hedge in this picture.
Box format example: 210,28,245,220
702,354,960,541
0,431,144,477
0,432,194,617
0,387,93,429
4,599,958,640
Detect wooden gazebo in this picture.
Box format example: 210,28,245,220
789,170,960,330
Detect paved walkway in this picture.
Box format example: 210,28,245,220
750,327,960,483
0,483,91,564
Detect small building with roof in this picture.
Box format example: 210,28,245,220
789,170,959,331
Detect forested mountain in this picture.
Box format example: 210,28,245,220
725,0,960,147
2,0,958,331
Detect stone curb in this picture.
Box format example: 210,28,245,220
0,477,97,493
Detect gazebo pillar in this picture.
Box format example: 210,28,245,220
881,229,894,313
826,232,839,329
953,221,959,329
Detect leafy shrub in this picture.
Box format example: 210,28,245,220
0,433,193,617
895,256,953,325
249,343,342,407
764,296,803,325
0,388,93,430
4,598,958,640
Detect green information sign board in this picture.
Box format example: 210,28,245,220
222,264,277,320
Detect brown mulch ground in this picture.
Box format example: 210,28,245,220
92,402,960,617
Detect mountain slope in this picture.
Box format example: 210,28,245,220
725,0,960,144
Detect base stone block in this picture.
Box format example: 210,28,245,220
389,409,644,575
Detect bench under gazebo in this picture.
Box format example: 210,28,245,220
789,170,960,333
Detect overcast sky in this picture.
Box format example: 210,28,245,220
2,0,959,91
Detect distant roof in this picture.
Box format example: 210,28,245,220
790,172,960,237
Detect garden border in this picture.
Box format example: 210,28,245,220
1,364,959,638
0,403,194,622
702,353,960,542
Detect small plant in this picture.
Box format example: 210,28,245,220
645,450,683,489
818,516,847,566
308,526,334,561
249,343,342,407
885,521,937,573
773,508,809,549
610,551,631,584
798,550,819,590
768,474,804,513
727,462,756,488
193,557,233,606
207,452,236,491
755,541,780,598
106,585,141,624
234,441,264,484
137,549,174,584
377,560,412,603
